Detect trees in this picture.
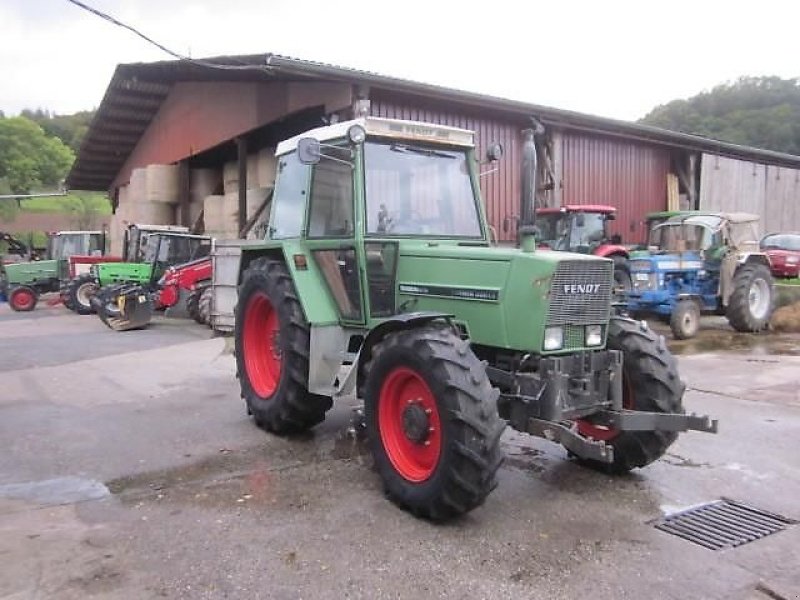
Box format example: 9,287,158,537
0,116,74,194
640,77,800,155
21,109,95,152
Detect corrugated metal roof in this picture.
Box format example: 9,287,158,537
67,53,800,191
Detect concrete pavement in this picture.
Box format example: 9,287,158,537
1,303,798,599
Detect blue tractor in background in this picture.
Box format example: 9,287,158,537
626,213,775,339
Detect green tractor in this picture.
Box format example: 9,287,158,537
232,118,717,520
89,228,211,331
66,224,192,315
0,230,105,312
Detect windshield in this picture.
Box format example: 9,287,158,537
535,212,606,251
50,233,103,259
364,142,482,238
761,233,800,251
649,223,712,252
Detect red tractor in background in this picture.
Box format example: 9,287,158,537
534,205,631,290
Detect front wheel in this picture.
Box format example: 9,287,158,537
726,263,774,332
9,286,38,312
670,299,700,339
198,285,212,326
576,317,685,473
363,325,505,520
235,258,331,434
68,275,99,315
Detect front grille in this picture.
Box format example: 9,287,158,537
546,260,613,327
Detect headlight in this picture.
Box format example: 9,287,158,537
787,256,799,264
347,124,366,144
585,325,603,347
543,327,563,351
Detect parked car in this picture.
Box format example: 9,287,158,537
760,232,800,279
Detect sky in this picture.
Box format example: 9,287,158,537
2,0,799,122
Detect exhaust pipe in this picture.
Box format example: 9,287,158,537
519,128,538,252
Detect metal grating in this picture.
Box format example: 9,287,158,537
546,260,613,326
653,499,796,551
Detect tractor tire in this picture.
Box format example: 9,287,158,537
186,281,209,324
670,299,700,339
612,257,632,293
198,285,212,326
576,317,685,474
9,286,38,312
726,263,774,333
68,275,99,315
235,257,332,434
60,281,75,311
363,325,505,520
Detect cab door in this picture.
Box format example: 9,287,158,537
303,148,365,325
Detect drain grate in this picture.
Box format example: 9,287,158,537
653,498,796,550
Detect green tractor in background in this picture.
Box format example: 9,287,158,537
89,229,211,331
66,224,194,315
0,230,106,312
231,117,717,521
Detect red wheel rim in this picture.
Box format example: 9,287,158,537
576,378,633,442
378,366,442,482
12,289,35,310
243,292,281,398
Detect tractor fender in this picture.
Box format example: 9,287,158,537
343,312,453,399
594,244,629,260
736,253,770,269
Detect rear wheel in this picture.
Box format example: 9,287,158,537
68,275,99,315
670,299,700,339
9,286,38,312
726,263,774,332
364,325,504,520
575,317,685,473
235,258,331,434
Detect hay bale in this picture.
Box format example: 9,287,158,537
190,168,222,201
770,301,800,332
129,165,180,204
222,149,277,194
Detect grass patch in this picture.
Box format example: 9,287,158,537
19,192,111,214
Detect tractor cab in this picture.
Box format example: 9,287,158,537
535,205,619,253
47,231,105,261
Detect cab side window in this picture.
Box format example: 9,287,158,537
307,149,354,238
270,152,309,239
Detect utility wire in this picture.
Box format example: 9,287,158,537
64,0,270,72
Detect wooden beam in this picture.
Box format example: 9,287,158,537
237,137,248,237
178,160,190,227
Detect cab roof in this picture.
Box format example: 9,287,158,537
276,117,475,156
536,204,616,215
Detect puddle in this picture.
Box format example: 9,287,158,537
106,425,372,511
0,476,110,506
666,329,800,356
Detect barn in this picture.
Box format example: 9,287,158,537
66,53,800,252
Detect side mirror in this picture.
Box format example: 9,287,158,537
575,213,586,227
486,143,504,162
297,138,321,165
